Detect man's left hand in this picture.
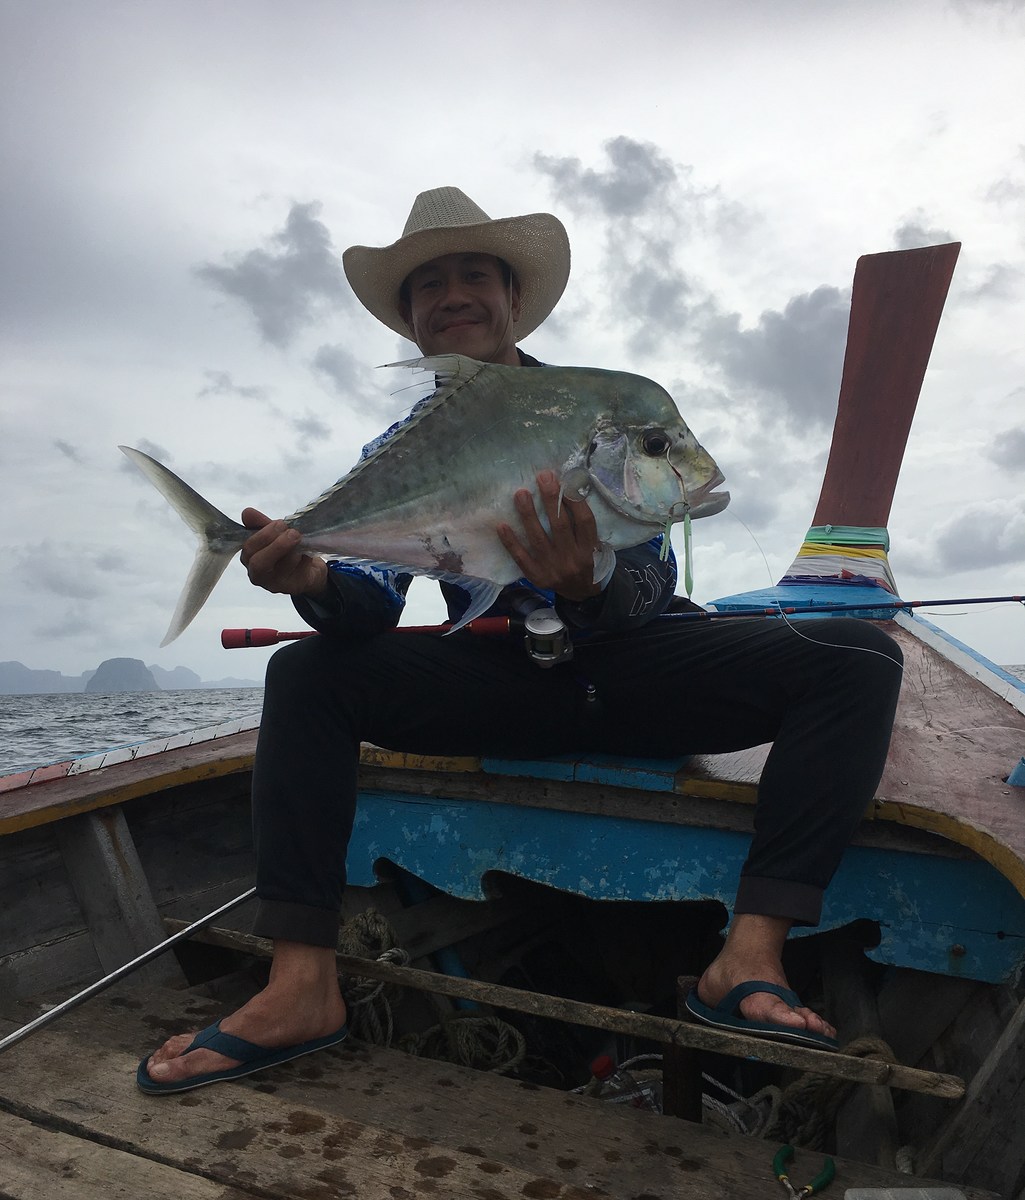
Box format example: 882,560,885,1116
497,470,603,603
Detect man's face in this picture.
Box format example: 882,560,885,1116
401,253,521,365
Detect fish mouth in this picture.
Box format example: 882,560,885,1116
686,489,731,518
678,468,730,519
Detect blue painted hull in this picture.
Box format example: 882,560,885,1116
349,784,1025,984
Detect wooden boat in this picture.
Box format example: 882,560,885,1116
1,243,1023,1200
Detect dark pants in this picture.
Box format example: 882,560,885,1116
251,617,903,947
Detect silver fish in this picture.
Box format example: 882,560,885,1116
122,354,729,645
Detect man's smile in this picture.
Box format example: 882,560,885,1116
438,317,482,331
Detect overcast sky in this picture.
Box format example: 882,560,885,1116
2,0,1023,684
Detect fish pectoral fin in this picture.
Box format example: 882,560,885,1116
324,558,504,637
445,580,504,634
592,544,616,590
558,467,591,516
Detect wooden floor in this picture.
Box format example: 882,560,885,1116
0,982,998,1200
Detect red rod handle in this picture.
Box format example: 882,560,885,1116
221,628,315,648
221,616,513,648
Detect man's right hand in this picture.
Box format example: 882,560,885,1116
240,508,329,600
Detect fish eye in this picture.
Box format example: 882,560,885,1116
641,429,672,456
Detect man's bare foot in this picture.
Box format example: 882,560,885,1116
142,942,346,1088
695,913,837,1042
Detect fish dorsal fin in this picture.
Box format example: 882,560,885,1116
289,356,493,522
382,354,486,389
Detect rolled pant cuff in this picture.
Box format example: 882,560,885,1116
253,898,340,948
733,875,824,927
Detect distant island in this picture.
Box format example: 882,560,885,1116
0,657,262,695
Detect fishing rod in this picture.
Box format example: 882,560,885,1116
224,608,576,666
221,593,1024,649
659,594,1025,620
0,887,256,1057
221,619,512,647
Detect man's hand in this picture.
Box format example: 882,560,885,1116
239,508,329,599
497,470,603,603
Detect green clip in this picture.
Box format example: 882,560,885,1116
772,1145,836,1196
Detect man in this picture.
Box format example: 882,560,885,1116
139,188,903,1093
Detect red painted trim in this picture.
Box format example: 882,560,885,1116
812,243,960,529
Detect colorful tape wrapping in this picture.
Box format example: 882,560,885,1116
779,525,898,594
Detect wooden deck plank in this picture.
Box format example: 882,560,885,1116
0,1109,255,1199
0,986,998,1199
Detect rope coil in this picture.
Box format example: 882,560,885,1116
336,907,526,1072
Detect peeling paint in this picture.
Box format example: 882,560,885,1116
348,787,1025,982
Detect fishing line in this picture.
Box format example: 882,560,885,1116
773,606,906,673
723,508,779,591
716,509,905,674
486,268,518,365
917,604,1007,618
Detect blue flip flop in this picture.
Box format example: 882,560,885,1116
684,981,838,1051
136,1019,349,1094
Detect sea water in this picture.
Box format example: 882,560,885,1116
0,688,264,776
3,665,1023,779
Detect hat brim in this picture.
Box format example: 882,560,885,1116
343,212,570,342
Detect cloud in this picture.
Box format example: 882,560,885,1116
960,263,1023,301
536,136,679,219
53,439,84,463
198,370,270,402
120,438,174,469
312,343,402,419
16,541,129,601
194,202,349,348
893,212,956,250
951,0,1025,28
935,498,1025,570
312,343,362,394
534,137,756,357
901,497,1025,574
31,611,109,643
289,411,331,447
534,138,843,424
984,423,1025,471
197,367,337,459
698,287,849,429
985,173,1025,207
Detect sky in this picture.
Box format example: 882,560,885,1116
1,0,1023,684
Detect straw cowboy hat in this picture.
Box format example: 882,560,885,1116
343,186,570,341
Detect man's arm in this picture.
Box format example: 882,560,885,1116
240,509,407,637
240,509,329,598
555,538,676,632
293,564,409,636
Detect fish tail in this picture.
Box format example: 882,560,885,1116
120,446,248,645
